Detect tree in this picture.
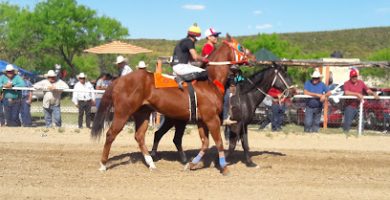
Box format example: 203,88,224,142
29,0,128,75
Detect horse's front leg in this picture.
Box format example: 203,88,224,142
241,125,257,168
134,111,156,170
185,121,209,170
207,117,229,175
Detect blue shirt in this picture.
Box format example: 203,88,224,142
0,74,26,99
304,80,329,108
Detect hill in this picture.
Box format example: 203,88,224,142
129,26,390,60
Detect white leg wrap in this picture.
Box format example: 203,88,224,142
99,162,107,171
144,155,156,169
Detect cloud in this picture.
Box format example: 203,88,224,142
253,10,262,15
376,7,390,14
255,24,273,30
182,4,205,10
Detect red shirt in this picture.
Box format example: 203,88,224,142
344,79,368,108
202,43,214,57
268,87,286,103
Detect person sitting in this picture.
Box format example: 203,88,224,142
171,23,208,88
202,27,221,57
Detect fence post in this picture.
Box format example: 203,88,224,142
358,100,364,136
323,66,330,129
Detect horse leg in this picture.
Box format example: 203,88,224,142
151,117,174,159
206,117,230,175
241,124,257,167
99,113,131,171
226,126,238,159
173,120,188,164
133,110,157,170
185,121,209,170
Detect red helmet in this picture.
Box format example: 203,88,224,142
350,70,358,78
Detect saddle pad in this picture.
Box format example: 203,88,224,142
154,73,188,88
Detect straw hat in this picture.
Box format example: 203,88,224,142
45,70,57,78
4,64,16,72
136,61,148,69
115,55,127,64
77,72,87,79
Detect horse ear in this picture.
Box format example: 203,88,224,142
226,33,231,42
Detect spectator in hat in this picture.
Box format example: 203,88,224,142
0,64,25,126
343,69,379,132
20,75,33,127
0,89,4,126
136,61,148,70
202,27,221,57
33,70,69,128
116,55,133,76
72,72,95,129
303,70,331,133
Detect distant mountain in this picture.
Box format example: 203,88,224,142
129,26,390,59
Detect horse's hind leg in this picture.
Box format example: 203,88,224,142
100,112,131,171
173,121,188,164
151,117,175,159
133,109,156,169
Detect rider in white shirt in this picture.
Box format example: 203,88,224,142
115,55,133,76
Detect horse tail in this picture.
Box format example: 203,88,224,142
91,82,114,140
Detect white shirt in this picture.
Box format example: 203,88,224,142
121,65,133,76
33,79,69,108
72,81,95,105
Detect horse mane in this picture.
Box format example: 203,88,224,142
238,67,271,94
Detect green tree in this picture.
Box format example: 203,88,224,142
360,48,390,83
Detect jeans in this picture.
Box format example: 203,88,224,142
78,100,92,128
383,113,390,131
0,99,5,126
44,105,62,127
4,98,21,127
95,98,101,109
222,88,231,120
20,98,32,126
259,105,272,129
343,105,358,132
304,107,322,132
271,103,285,131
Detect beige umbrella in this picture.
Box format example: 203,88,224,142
84,40,152,54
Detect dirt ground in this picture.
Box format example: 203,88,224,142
1,126,390,200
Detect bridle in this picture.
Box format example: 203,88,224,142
208,39,251,66
247,67,294,99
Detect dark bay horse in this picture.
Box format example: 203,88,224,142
91,34,255,175
226,64,294,167
151,64,294,166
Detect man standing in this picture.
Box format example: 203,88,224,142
33,70,69,128
0,64,25,126
116,55,133,76
343,69,379,132
20,75,33,127
72,73,95,129
303,70,331,133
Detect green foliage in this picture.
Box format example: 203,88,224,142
359,48,390,81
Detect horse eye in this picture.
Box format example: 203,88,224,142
237,44,243,52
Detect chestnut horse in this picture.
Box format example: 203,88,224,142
91,34,255,175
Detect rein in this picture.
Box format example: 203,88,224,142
208,40,250,66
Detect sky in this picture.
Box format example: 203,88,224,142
4,0,390,40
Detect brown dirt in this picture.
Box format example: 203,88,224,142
1,126,390,200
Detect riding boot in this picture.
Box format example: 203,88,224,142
175,76,184,90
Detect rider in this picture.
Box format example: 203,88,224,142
172,23,208,88
201,27,221,57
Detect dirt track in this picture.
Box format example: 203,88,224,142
1,127,390,200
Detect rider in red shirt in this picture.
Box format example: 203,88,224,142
201,28,221,57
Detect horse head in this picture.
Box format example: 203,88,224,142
269,63,295,97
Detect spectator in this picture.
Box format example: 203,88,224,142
303,70,331,133
95,73,112,108
0,88,5,126
0,64,25,126
116,55,133,76
20,75,33,127
136,61,148,70
72,73,95,129
343,69,379,132
258,97,272,130
33,70,69,128
268,87,286,132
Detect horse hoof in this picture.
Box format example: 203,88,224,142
246,162,258,168
179,152,188,164
220,166,230,176
184,162,203,171
149,166,157,171
99,162,107,172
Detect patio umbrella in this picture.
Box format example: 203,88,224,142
84,40,152,54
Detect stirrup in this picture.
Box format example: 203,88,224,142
174,77,184,90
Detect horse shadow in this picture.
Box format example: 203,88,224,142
106,148,286,170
